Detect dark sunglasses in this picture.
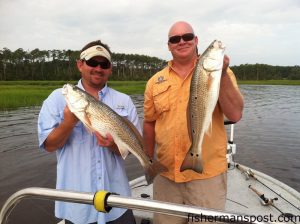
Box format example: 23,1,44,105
168,33,195,44
84,59,111,69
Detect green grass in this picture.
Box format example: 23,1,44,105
0,86,55,110
108,81,146,94
0,80,299,111
0,81,146,111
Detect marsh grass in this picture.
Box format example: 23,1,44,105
0,81,146,110
108,81,146,94
0,86,55,110
0,80,298,111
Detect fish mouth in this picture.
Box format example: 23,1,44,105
62,84,69,95
214,40,225,50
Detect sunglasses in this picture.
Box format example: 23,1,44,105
84,59,111,69
168,33,195,44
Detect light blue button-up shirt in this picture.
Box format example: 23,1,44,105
38,80,141,224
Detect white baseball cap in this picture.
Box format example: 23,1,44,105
80,45,111,62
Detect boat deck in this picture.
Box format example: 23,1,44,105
130,164,300,223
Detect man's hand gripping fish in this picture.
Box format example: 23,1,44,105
62,84,167,184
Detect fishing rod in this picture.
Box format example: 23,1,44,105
248,185,296,224
236,164,300,211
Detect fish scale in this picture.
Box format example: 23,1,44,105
180,40,225,173
80,92,143,161
62,84,167,184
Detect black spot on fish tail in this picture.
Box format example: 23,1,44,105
180,150,203,173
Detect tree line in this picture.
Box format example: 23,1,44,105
0,48,166,81
0,48,299,81
231,64,300,80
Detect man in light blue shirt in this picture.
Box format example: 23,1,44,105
38,40,140,224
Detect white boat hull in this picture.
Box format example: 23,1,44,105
130,164,300,223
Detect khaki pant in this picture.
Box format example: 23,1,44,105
153,173,227,224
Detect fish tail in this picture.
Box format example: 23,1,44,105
180,146,203,173
145,161,168,185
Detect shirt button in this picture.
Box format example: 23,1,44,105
98,160,100,163
98,177,101,180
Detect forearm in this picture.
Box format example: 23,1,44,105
143,121,156,159
44,121,76,152
219,71,244,122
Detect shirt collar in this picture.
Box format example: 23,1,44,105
168,57,199,79
99,84,108,99
168,56,199,71
77,79,108,99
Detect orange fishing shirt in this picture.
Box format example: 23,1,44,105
144,61,237,182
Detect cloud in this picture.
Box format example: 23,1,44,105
0,0,299,65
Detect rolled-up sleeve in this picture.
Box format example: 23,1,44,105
37,89,65,150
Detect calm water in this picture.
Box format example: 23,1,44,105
0,85,299,190
233,85,300,191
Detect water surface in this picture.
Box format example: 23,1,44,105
0,85,299,223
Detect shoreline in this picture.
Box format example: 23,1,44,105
1,80,299,111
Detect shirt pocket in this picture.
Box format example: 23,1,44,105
153,83,171,115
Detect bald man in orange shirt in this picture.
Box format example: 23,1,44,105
143,21,244,224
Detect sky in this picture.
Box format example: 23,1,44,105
0,0,299,66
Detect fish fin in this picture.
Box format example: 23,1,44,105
117,117,143,160
145,161,168,185
80,112,95,134
180,150,203,173
118,147,130,160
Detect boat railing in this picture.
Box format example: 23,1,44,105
0,187,271,224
